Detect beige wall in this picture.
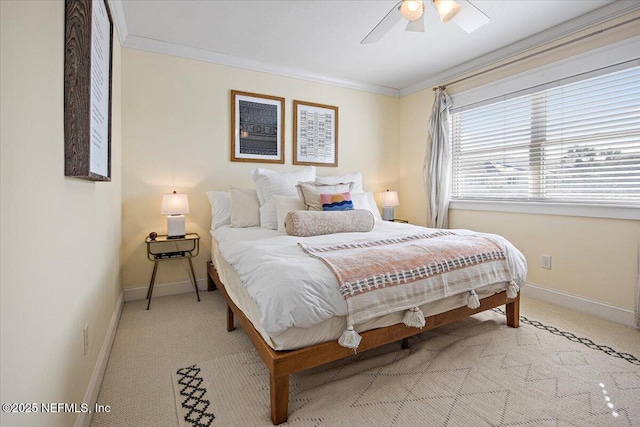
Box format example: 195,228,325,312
397,13,640,311
450,211,639,308
121,48,399,289
0,1,122,426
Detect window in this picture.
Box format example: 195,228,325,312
450,64,640,207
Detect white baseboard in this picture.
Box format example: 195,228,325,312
522,282,637,328
124,278,208,302
76,290,125,427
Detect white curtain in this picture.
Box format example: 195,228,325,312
423,88,452,229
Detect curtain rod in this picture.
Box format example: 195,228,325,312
433,15,640,92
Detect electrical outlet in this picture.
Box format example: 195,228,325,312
83,323,89,356
541,255,552,270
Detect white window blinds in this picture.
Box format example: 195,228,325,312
450,64,640,206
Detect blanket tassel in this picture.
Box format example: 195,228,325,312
339,326,362,352
466,290,481,309
403,307,426,328
507,280,520,299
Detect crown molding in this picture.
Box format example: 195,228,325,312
107,0,127,46
121,35,400,97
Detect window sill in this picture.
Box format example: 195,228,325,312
449,200,639,221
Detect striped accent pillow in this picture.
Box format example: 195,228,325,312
321,192,354,211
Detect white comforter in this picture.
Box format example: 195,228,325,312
214,221,527,337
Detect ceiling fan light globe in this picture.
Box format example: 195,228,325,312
434,0,461,23
400,0,424,21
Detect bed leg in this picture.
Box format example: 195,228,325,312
207,273,215,291
506,293,520,328
206,261,217,291
270,372,289,425
226,304,235,332
401,338,410,349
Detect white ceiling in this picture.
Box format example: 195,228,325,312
110,0,639,96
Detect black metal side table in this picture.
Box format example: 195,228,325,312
144,233,200,310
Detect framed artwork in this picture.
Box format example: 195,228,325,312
293,100,338,167
231,90,285,164
64,0,113,181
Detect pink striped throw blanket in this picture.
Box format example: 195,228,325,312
299,232,514,348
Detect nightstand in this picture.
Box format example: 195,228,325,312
144,233,201,310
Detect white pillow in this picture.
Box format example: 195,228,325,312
296,181,355,211
229,186,260,228
251,166,316,229
206,191,231,230
274,195,306,232
367,192,383,221
351,192,383,222
249,168,276,205
315,171,364,193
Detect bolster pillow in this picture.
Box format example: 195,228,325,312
284,209,374,237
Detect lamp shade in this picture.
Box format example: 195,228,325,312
434,0,461,23
161,192,190,215
400,0,423,21
379,190,400,207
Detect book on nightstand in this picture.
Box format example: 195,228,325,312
154,251,185,260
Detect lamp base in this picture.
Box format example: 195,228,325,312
382,207,394,221
167,215,186,238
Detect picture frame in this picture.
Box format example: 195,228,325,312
64,0,113,181
293,100,338,167
231,90,285,164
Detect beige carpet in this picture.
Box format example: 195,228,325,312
172,309,639,427
91,291,640,427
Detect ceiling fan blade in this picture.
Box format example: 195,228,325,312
405,15,425,32
361,1,403,44
453,0,490,33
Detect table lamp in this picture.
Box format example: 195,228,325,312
379,190,399,221
161,191,190,238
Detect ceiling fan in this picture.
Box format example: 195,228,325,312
361,0,490,44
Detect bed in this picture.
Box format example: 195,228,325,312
206,220,526,424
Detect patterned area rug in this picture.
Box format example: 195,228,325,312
172,310,640,426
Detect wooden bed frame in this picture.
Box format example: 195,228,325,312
207,261,520,425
